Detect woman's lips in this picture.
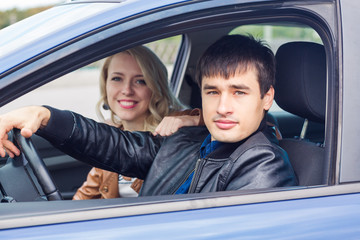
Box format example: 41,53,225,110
214,120,238,130
119,100,138,109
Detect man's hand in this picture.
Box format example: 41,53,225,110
153,115,200,137
0,106,51,158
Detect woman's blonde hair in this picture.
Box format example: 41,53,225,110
96,45,185,131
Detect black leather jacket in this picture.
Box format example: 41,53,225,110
37,107,298,196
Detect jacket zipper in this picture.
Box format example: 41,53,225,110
188,158,205,193
171,168,195,194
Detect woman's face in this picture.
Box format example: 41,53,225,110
106,52,153,130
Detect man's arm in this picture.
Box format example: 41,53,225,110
37,106,162,179
0,106,51,158
0,106,162,179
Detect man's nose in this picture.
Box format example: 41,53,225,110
216,94,233,116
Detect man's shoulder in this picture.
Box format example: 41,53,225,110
230,130,284,158
247,130,275,146
158,126,209,149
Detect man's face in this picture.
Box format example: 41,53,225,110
201,68,274,142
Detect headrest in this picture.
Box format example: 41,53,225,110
274,42,326,123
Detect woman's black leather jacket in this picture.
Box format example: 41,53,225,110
37,107,298,196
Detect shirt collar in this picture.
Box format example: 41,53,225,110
200,134,223,158
199,115,268,159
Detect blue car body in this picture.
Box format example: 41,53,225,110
1,0,360,238
2,192,360,239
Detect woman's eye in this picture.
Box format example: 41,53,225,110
136,79,146,85
111,77,122,81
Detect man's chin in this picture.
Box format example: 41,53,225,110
211,131,246,143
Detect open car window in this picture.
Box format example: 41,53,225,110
0,36,183,121
0,20,328,200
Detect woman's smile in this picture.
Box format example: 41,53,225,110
118,100,138,109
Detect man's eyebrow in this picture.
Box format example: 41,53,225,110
203,84,217,90
203,83,251,90
230,84,250,90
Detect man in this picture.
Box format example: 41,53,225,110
0,35,298,196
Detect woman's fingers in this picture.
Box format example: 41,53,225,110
154,115,200,137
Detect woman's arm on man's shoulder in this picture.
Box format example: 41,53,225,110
153,108,204,136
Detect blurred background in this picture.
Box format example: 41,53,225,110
0,0,63,27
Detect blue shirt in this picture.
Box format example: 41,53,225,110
175,134,223,194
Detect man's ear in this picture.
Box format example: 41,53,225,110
263,86,274,111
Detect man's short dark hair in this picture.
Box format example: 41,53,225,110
196,34,275,98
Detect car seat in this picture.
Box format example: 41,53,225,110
275,41,329,186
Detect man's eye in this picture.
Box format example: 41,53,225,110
136,79,146,85
206,91,218,95
235,91,245,95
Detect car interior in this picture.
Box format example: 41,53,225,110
275,41,328,186
0,20,329,203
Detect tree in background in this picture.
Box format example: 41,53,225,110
0,6,51,29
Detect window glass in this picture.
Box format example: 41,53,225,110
230,24,321,52
145,35,182,79
0,36,182,121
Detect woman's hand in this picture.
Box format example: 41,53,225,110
0,106,51,158
153,115,200,137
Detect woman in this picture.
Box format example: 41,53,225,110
73,46,200,199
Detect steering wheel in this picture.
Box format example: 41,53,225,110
0,129,62,202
